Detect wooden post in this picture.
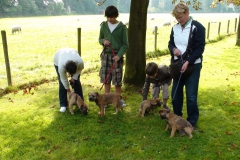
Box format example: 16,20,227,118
154,26,157,52
236,15,240,46
235,18,237,32
218,22,221,36
227,20,230,35
77,28,81,56
1,30,12,86
207,22,210,39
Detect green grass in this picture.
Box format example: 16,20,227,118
0,14,240,159
0,35,239,159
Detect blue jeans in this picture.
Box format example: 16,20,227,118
54,65,84,107
171,63,202,126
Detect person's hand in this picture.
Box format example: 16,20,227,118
112,55,120,62
103,39,111,46
70,78,75,83
181,61,189,73
173,48,182,57
67,89,71,94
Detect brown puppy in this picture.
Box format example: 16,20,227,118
159,108,193,139
68,92,88,115
139,98,162,117
88,92,123,116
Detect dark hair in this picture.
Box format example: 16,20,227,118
145,62,158,76
105,5,119,18
65,61,77,75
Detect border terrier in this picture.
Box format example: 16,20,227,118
68,92,88,115
88,92,123,116
139,98,162,117
159,108,193,139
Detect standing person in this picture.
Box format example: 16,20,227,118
168,3,205,129
98,5,129,106
54,48,84,113
142,62,172,109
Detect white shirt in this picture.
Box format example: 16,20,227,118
54,48,84,89
108,21,120,33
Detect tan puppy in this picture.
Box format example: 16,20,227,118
88,92,123,116
68,92,88,115
159,108,193,139
139,98,162,117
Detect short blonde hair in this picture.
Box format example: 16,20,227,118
171,3,189,17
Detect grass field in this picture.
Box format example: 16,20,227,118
0,33,239,159
0,13,239,89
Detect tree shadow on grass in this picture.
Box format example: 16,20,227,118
2,82,240,159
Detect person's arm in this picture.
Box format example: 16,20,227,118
142,78,150,101
99,22,106,46
117,25,129,58
187,22,206,64
58,66,70,91
168,28,176,57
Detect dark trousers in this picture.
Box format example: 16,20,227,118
171,63,202,126
54,65,84,107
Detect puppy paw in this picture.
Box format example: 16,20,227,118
98,112,105,117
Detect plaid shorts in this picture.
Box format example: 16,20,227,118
99,54,123,86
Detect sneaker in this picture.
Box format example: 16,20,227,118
120,99,126,107
59,106,66,112
190,123,197,131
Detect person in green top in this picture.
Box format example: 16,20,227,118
98,5,129,107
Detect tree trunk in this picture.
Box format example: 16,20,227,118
123,0,149,87
236,14,240,46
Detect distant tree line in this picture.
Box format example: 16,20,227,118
0,0,239,18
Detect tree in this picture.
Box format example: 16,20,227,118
123,0,149,86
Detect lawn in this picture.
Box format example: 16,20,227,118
0,13,239,159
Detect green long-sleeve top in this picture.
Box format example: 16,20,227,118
99,21,128,57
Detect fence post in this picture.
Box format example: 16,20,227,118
218,22,221,36
154,26,157,52
207,22,210,39
1,30,12,86
235,18,237,32
77,28,81,56
227,20,230,35
236,15,240,46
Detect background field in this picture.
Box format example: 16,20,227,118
0,13,239,89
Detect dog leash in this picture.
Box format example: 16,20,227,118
100,44,117,90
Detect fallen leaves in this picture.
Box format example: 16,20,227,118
226,131,232,135
232,143,238,148
23,85,38,95
83,136,88,140
8,97,14,103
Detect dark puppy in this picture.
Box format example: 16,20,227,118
68,92,88,115
139,98,162,117
159,108,193,139
88,92,123,116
